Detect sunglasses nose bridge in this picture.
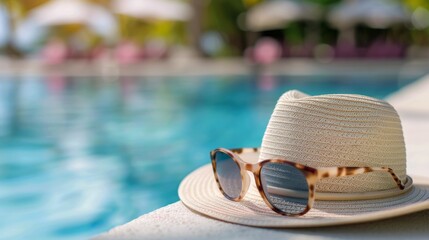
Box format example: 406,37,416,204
244,163,258,173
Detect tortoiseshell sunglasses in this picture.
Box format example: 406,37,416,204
210,147,405,216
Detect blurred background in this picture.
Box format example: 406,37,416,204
1,0,429,61
0,0,429,239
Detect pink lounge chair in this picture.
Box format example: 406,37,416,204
41,40,69,65
114,41,142,64
252,38,282,65
142,40,169,60
334,42,359,58
366,40,404,59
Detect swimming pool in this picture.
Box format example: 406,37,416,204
0,74,419,239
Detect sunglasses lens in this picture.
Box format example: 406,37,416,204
260,162,309,215
214,151,242,199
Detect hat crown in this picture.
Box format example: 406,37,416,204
259,90,406,193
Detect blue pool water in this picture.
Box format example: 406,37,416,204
0,74,419,239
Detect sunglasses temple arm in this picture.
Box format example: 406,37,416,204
317,167,405,190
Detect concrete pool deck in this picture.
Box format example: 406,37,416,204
1,58,429,77
95,74,429,239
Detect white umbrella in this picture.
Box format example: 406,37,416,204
246,0,322,31
112,0,193,22
328,0,410,29
27,0,117,38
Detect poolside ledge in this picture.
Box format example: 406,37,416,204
95,74,429,240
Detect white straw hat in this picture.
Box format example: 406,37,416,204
179,90,429,227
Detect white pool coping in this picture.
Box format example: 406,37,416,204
95,74,429,240
1,58,428,77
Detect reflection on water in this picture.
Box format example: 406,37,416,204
0,74,417,239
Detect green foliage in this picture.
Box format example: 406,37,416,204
204,0,247,34
403,0,429,10
284,23,305,45
202,0,250,56
305,0,341,6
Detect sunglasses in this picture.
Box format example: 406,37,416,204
210,147,405,216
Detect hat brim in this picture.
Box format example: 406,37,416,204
179,164,429,228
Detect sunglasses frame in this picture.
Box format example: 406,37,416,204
210,147,405,216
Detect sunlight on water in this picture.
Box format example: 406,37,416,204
0,74,418,239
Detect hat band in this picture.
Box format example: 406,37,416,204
235,148,413,201
304,176,412,201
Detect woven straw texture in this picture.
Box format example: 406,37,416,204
259,90,406,192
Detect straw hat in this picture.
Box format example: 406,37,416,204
179,90,429,227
